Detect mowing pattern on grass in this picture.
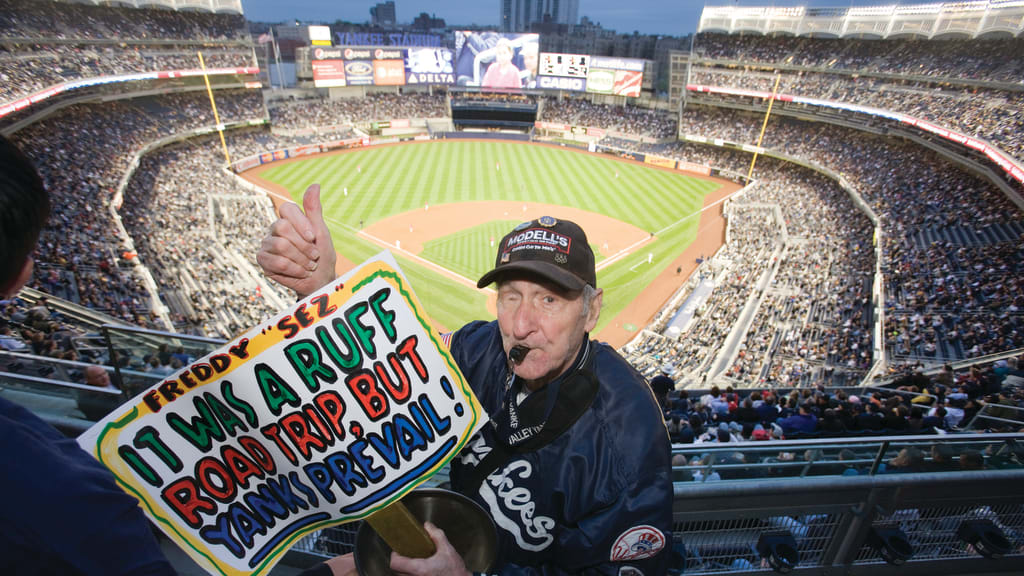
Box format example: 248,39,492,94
421,220,521,282
257,141,721,335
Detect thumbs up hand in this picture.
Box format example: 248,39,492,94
257,184,338,299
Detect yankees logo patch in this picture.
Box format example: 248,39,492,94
610,525,665,561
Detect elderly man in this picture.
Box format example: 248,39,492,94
258,185,673,575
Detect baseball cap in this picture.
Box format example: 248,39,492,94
477,216,596,291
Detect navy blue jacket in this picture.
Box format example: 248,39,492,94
0,397,175,576
449,321,673,575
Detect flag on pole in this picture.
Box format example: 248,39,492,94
257,32,272,44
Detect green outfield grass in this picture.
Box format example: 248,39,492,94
257,141,720,336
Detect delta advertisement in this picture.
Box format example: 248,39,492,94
310,46,454,88
79,252,484,576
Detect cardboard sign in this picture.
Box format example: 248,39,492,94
79,252,485,575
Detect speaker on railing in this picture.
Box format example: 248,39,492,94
867,524,914,565
958,519,1013,559
757,531,799,574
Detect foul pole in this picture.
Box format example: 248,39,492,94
746,74,781,183
198,51,231,165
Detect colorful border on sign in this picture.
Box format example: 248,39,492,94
91,258,482,576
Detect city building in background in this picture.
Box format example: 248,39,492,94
371,1,397,27
500,0,579,32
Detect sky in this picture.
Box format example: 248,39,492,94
240,0,893,37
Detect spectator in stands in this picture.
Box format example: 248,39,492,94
75,365,122,421
854,402,885,432
959,449,986,471
0,132,177,575
650,374,674,415
819,408,846,435
887,447,926,473
926,444,958,472
0,322,27,351
778,402,818,435
0,134,351,576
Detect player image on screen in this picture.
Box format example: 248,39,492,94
520,40,539,89
482,38,521,88
454,31,540,89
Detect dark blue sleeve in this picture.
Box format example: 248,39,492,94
0,398,175,575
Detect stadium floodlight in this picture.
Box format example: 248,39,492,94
867,525,914,565
756,531,799,574
958,519,1013,559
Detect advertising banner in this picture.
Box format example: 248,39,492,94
585,56,644,97
373,60,406,85
343,60,375,85
538,76,586,91
405,47,455,85
677,161,712,176
79,252,484,576
311,60,346,87
644,156,677,169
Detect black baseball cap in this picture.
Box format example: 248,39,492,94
477,216,596,291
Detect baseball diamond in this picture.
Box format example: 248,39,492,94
244,140,738,346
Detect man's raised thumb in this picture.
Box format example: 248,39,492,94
301,183,329,241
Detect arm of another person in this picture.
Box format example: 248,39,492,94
256,183,338,300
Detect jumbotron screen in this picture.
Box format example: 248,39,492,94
453,31,540,90
538,52,644,97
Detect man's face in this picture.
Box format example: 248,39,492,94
522,48,538,74
85,366,110,387
496,276,601,390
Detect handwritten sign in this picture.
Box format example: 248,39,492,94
79,252,484,575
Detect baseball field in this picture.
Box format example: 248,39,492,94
247,140,734,347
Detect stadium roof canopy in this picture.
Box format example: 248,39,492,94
63,0,243,16
699,1,1024,39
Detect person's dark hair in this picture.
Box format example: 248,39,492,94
959,449,984,470
0,135,49,289
688,414,704,434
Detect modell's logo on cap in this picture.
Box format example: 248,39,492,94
505,228,571,254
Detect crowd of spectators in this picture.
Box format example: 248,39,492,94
0,0,248,41
10,90,267,329
541,96,677,139
120,129,300,337
623,201,781,384
268,93,448,131
616,104,1021,386
689,33,1024,162
692,33,1024,84
0,45,252,103
622,155,874,389
655,354,1023,452
0,0,251,104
